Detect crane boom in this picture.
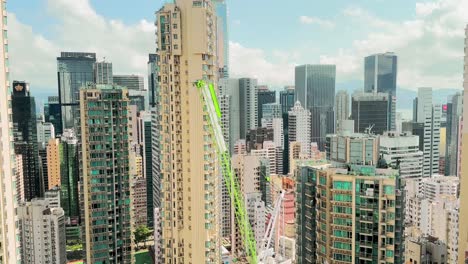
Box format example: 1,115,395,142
195,80,258,263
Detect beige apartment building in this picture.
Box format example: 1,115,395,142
156,0,221,263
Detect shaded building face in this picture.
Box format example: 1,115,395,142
294,65,336,150
57,52,96,129
364,53,397,95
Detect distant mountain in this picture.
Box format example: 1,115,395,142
336,79,462,115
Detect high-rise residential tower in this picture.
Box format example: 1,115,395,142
57,52,96,129
18,199,66,264
156,1,221,262
335,90,349,132
457,25,468,264
0,5,22,262
79,86,133,263
12,81,41,200
295,64,336,150
296,164,405,263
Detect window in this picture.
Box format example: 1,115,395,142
333,181,352,190
173,34,178,39
172,13,177,18
384,185,395,195
173,24,178,29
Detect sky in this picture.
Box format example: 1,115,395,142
6,0,468,110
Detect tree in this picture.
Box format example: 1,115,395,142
134,225,152,249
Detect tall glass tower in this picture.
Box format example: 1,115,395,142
364,52,398,130
295,64,336,150
57,52,96,130
12,81,41,200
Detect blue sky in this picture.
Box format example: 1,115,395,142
6,0,467,114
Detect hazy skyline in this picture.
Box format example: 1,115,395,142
7,0,466,99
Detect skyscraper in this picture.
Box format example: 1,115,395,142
457,25,468,264
93,61,113,84
364,52,398,94
257,87,276,126
148,54,159,108
414,87,441,177
295,64,336,150
239,78,258,139
219,78,241,153
156,1,221,262
60,129,79,219
351,92,390,135
45,96,62,135
445,92,462,176
113,74,144,90
57,52,96,129
335,90,349,132
364,52,398,131
12,81,41,200
79,86,133,263
0,5,22,261
280,86,295,174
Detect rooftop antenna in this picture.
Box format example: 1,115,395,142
365,124,375,135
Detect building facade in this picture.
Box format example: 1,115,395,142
335,90,349,133
156,1,221,262
0,6,22,261
93,61,113,85
257,87,276,127
288,101,311,158
379,132,423,179
57,52,96,129
351,92,390,135
295,64,336,150
18,199,66,264
445,92,462,176
79,86,133,263
239,78,258,139
12,81,41,201
296,164,405,263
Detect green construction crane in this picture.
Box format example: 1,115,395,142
195,80,258,263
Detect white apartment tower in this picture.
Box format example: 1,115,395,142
18,199,66,264
156,1,221,263
0,2,21,262
288,101,312,158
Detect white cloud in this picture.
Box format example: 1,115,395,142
229,42,295,87
299,16,335,29
327,0,467,89
8,0,156,95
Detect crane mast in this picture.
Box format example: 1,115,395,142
195,80,258,263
